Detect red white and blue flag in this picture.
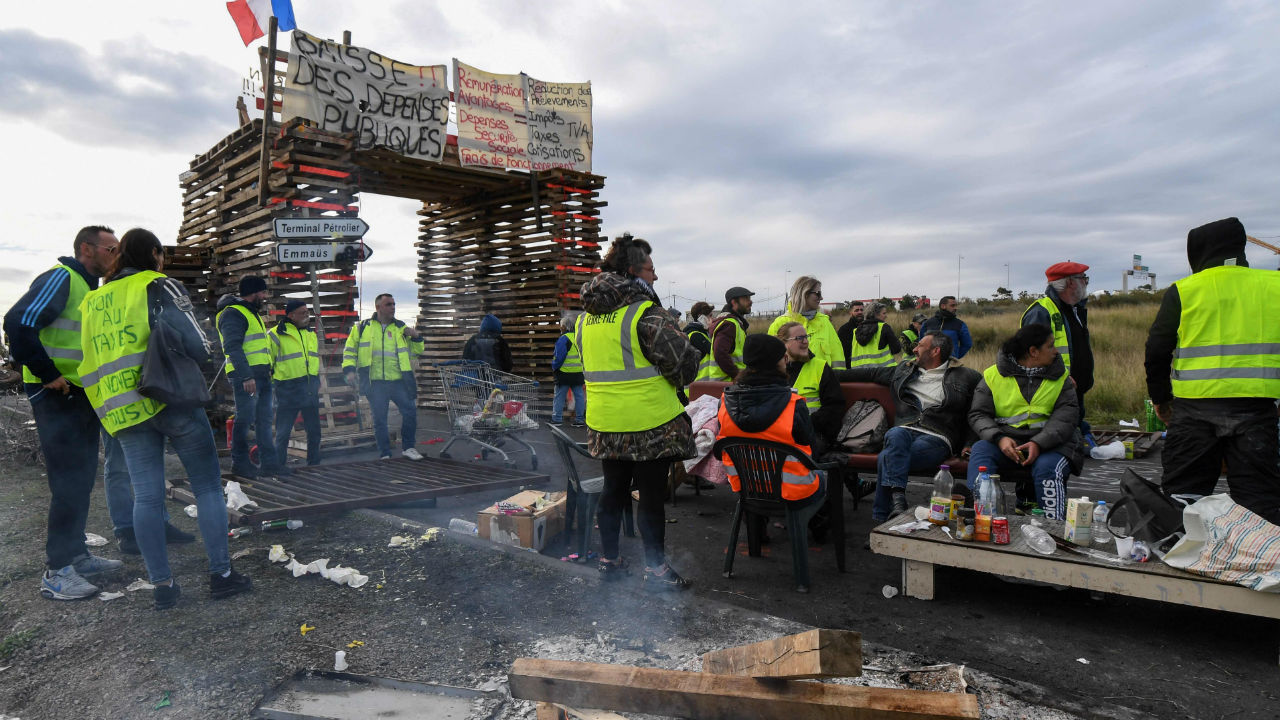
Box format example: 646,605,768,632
226,0,297,46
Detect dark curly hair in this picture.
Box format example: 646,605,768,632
600,232,652,277
1001,323,1053,360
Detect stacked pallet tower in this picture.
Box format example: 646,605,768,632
176,115,606,437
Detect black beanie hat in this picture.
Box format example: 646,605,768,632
284,299,307,315
743,334,787,371
239,276,267,296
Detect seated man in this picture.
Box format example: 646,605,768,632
839,332,981,521
967,324,1082,520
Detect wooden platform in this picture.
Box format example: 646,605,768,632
170,455,548,524
869,512,1280,620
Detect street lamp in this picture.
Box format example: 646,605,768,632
873,274,880,299
957,254,964,298
1003,263,1010,290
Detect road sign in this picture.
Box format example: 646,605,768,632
276,242,373,264
273,217,370,239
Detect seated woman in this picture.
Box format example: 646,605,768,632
716,334,828,540
777,320,844,454
967,323,1082,520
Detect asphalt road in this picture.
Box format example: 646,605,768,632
384,412,1277,720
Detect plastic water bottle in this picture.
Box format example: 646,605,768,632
1092,501,1112,544
1021,524,1056,555
227,527,252,539
928,465,955,525
448,517,478,534
974,467,994,542
261,519,303,531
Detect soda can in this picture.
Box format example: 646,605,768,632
992,516,1010,545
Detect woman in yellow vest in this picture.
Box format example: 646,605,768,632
768,276,846,370
551,312,585,427
847,302,902,367
577,233,699,591
967,324,1083,520
716,334,828,574
78,229,251,610
269,299,321,467
777,321,844,454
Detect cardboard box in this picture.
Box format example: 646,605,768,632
477,490,566,552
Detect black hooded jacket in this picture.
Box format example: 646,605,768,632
1144,218,1255,405
721,370,816,449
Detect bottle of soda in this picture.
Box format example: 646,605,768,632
974,467,994,541
928,465,955,525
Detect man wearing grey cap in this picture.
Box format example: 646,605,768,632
700,287,754,381
269,300,322,468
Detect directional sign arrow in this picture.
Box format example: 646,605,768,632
273,217,370,239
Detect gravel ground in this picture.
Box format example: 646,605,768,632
0,433,1120,720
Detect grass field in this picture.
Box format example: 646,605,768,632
749,294,1164,426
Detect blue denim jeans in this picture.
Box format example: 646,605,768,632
873,426,952,521
367,379,417,457
551,383,585,423
27,384,99,569
113,405,230,583
275,404,321,466
966,439,1070,520
102,428,171,533
231,373,277,471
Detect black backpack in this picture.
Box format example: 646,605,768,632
1106,469,1192,551
838,399,889,453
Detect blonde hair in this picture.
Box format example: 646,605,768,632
775,320,804,341
786,276,821,315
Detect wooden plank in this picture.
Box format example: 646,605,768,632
700,629,862,679
554,705,626,720
869,517,1280,619
507,658,979,720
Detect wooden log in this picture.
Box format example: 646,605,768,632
701,629,862,679
507,658,979,720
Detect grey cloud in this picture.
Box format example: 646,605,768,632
0,29,237,150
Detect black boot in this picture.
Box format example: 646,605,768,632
891,489,908,517
116,528,141,556
164,522,196,544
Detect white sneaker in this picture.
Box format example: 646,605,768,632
402,448,424,461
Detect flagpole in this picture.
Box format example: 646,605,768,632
256,15,279,208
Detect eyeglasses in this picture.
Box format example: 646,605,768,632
787,334,811,342
90,243,118,255
1072,274,1089,281
806,291,823,299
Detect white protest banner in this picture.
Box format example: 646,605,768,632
284,30,449,161
523,75,592,172
453,59,592,173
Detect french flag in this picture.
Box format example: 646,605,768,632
226,0,297,46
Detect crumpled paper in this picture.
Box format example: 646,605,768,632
84,533,108,547
890,520,934,534
224,481,260,512
268,545,288,563
277,553,368,587
126,578,155,592
99,591,124,601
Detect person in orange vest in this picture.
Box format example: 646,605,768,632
716,334,828,536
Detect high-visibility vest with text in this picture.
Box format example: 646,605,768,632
1170,265,1280,399
78,271,166,435
576,300,684,432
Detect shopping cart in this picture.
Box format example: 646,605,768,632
436,360,540,469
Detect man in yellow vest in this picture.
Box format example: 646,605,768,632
1145,218,1280,525
1022,261,1094,444
269,300,322,468
551,312,585,427
343,293,426,460
3,225,124,599
217,276,284,478
702,286,753,381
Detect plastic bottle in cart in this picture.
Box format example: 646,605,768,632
928,465,955,525
973,467,995,542
1092,501,1112,544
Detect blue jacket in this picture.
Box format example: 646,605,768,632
4,256,98,386
920,311,972,359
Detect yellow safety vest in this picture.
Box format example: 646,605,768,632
1021,297,1071,370
217,304,271,374
697,315,745,382
342,318,424,381
792,357,827,412
848,322,896,367
767,309,846,370
268,323,319,381
78,270,166,435
983,365,1066,430
22,264,89,386
1171,265,1280,399
576,300,683,432
902,328,918,344
558,333,583,373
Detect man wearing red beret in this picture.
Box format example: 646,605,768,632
1022,261,1093,444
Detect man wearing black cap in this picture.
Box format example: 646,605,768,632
1145,218,1280,525
269,300,321,468
701,286,754,381
217,276,284,478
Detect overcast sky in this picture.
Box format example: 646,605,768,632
2,1,1277,320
